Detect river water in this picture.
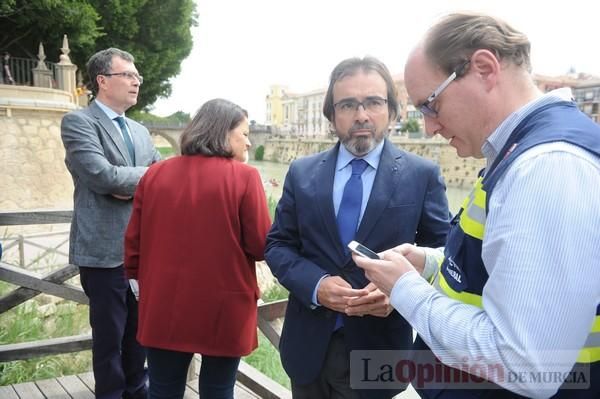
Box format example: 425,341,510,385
250,160,470,214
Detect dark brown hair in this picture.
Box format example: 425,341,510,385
180,98,248,157
86,48,135,95
322,56,398,123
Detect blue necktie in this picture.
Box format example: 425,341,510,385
114,116,135,164
334,158,368,331
337,158,368,248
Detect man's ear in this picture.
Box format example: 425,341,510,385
470,49,500,91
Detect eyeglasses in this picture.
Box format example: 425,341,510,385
102,71,144,84
333,96,388,115
419,60,470,118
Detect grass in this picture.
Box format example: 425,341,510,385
157,146,175,158
0,291,91,385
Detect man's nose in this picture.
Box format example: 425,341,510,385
424,117,441,138
354,104,370,122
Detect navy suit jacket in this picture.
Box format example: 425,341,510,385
265,139,450,398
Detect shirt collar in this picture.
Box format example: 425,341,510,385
336,139,385,172
482,87,573,166
95,99,125,121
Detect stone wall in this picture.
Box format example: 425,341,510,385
0,85,77,211
263,137,486,189
0,107,74,210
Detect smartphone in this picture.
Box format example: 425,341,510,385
348,240,380,260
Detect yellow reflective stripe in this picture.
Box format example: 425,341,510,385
591,316,600,333
472,177,487,209
458,177,486,240
427,253,445,284
575,316,600,363
438,270,483,308
460,208,485,239
577,347,600,363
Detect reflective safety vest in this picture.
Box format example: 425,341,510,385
413,101,600,399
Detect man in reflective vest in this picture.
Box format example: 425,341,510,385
352,12,600,398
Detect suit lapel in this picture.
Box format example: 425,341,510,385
89,101,132,165
355,139,405,243
314,144,346,259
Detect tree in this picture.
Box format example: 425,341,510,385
401,118,421,133
0,0,196,110
0,1,101,62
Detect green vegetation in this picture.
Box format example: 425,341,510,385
401,118,421,133
0,291,91,385
245,333,290,388
267,195,279,219
255,145,265,161
129,110,191,126
157,146,175,158
0,0,197,110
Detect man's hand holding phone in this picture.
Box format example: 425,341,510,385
349,241,417,297
348,240,380,259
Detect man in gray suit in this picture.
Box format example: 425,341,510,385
61,48,161,399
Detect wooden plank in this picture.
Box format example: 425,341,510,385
0,333,92,362
35,378,71,398
257,299,287,321
12,381,45,399
0,264,82,313
185,378,259,399
236,360,291,399
257,313,282,349
0,262,87,304
56,375,94,399
78,371,95,393
0,210,73,226
0,385,18,399
234,383,261,399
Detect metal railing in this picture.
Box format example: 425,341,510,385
4,57,58,87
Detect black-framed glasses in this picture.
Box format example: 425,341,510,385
333,96,388,115
102,71,144,84
419,60,470,118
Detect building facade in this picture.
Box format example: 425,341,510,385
266,72,600,137
572,80,600,122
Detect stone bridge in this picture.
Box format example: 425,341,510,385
144,121,271,159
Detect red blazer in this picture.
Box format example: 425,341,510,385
124,155,271,356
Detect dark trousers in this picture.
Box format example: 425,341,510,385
79,266,147,399
146,347,240,399
291,330,361,399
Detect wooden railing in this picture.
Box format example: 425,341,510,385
0,210,290,398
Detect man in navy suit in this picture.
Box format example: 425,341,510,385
265,56,450,399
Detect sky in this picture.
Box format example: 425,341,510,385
151,0,600,123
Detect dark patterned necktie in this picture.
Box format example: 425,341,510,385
114,116,135,164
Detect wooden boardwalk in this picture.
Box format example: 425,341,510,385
0,371,261,399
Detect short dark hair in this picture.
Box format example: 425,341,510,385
424,13,532,75
86,48,135,95
180,98,248,157
323,56,398,123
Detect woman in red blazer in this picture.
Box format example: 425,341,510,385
124,98,272,399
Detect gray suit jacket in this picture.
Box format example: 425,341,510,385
61,100,161,267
